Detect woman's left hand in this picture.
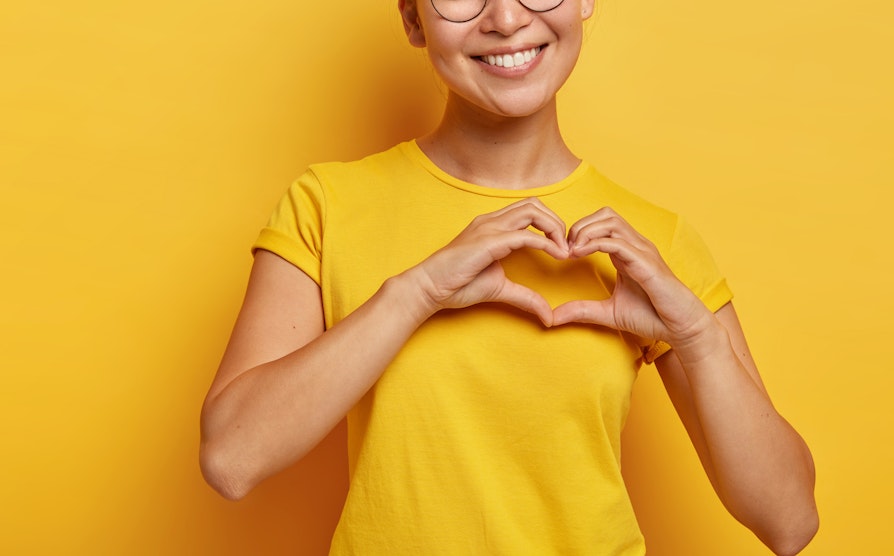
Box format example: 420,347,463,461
551,207,714,350
555,207,820,552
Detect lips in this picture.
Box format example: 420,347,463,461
478,46,543,69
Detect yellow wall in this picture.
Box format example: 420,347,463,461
1,1,890,554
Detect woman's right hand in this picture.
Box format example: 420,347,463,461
201,198,569,499
407,198,570,326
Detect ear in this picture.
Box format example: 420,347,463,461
580,0,595,20
399,0,427,48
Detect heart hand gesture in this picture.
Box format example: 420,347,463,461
410,201,713,349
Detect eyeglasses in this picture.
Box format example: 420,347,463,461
430,0,566,24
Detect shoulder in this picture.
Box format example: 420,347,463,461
307,142,418,190
276,142,419,214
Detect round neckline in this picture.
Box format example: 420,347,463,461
402,140,589,198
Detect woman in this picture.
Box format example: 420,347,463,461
200,0,818,553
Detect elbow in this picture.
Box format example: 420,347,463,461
199,395,260,501
200,440,255,501
763,506,820,556
752,439,819,555
768,448,820,555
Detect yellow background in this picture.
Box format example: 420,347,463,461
1,0,890,554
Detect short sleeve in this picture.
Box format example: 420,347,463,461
252,169,326,285
642,216,734,364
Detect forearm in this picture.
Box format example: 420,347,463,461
665,320,818,554
200,271,434,500
200,200,572,500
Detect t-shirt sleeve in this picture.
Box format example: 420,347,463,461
643,216,734,364
252,169,325,285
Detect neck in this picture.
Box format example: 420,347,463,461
417,93,580,190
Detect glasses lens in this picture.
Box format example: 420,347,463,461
519,0,564,12
430,0,487,23
430,0,565,23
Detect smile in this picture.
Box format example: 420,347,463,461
478,46,543,69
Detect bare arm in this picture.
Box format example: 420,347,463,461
655,304,817,556
200,199,570,500
552,207,818,555
200,250,427,500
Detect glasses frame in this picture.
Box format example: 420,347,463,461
430,0,566,24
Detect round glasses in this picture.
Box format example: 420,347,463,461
430,0,566,24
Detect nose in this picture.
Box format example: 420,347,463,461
477,0,534,36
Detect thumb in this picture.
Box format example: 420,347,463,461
492,279,555,327
551,299,614,328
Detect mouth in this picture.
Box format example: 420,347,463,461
476,46,544,69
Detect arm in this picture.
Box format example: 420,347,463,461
200,199,569,500
200,249,427,500
655,303,818,556
551,208,818,555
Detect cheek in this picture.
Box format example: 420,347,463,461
427,42,477,81
559,23,584,64
561,16,584,43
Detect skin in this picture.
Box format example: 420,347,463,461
200,1,819,554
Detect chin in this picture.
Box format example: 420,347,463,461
487,95,556,119
451,88,556,120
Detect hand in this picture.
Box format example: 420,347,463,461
552,207,715,348
410,199,570,326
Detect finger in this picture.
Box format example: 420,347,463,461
486,200,569,253
488,228,571,261
570,228,656,263
568,235,642,263
567,206,620,243
568,208,648,252
551,299,614,328
572,238,668,289
506,202,568,252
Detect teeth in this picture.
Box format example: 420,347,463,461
482,46,541,68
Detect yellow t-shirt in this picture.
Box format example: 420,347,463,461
254,141,732,555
